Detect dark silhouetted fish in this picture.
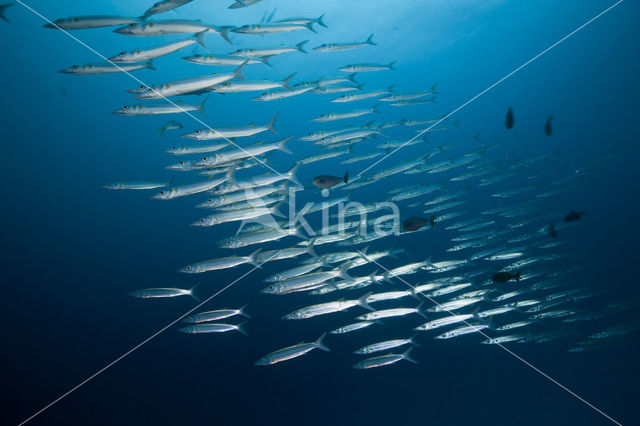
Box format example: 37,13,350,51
505,107,514,129
0,3,12,23
430,215,435,227
313,172,348,188
401,217,429,232
492,271,521,283
545,116,553,136
564,210,584,222
549,223,557,238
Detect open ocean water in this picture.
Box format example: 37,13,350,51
2,0,640,425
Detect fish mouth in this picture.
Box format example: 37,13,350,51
43,23,57,29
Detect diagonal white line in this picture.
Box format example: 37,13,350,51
356,0,625,177
13,0,286,178
356,250,622,426
17,249,284,426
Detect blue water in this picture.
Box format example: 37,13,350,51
2,0,640,425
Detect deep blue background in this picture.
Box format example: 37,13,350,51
1,0,639,425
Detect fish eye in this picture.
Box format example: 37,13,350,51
194,54,201,58
200,218,205,222
123,106,128,110
269,285,274,289
159,191,164,195
179,161,185,165
71,65,78,69
202,157,208,161
119,52,125,56
194,130,200,135
227,241,231,245
186,265,191,270
128,23,135,28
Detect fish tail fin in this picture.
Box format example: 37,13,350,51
268,111,280,133
471,307,481,321
382,271,392,283
315,333,330,351
348,73,359,84
306,237,318,258
372,103,381,114
338,263,353,281
403,348,418,364
388,61,396,70
416,301,428,319
156,127,165,137
304,22,317,33
188,284,201,302
145,60,156,70
282,72,296,90
249,248,262,266
366,33,376,45
296,40,308,53
0,3,12,22
358,292,374,311
343,172,349,184
316,13,327,28
515,271,521,281
236,321,249,336
387,84,395,92
278,136,294,154
198,95,209,115
194,30,208,49
431,82,439,94
239,304,252,318
286,163,300,186
233,60,247,80
258,55,273,68
217,26,233,44
270,201,286,218
226,161,238,185
409,287,420,300
410,334,422,348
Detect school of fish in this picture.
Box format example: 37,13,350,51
48,0,638,368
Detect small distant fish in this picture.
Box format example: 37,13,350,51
564,210,585,222
60,61,155,74
183,305,251,323
314,34,376,52
491,271,521,283
353,348,417,369
114,20,232,44
401,217,429,232
44,15,139,30
157,120,183,136
505,107,514,129
130,286,198,300
109,38,201,63
143,0,194,17
114,96,207,115
313,173,348,188
103,181,166,190
229,0,264,9
232,23,314,35
178,322,247,335
545,116,554,136
339,62,395,72
254,333,329,365
0,3,12,23
275,14,327,29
